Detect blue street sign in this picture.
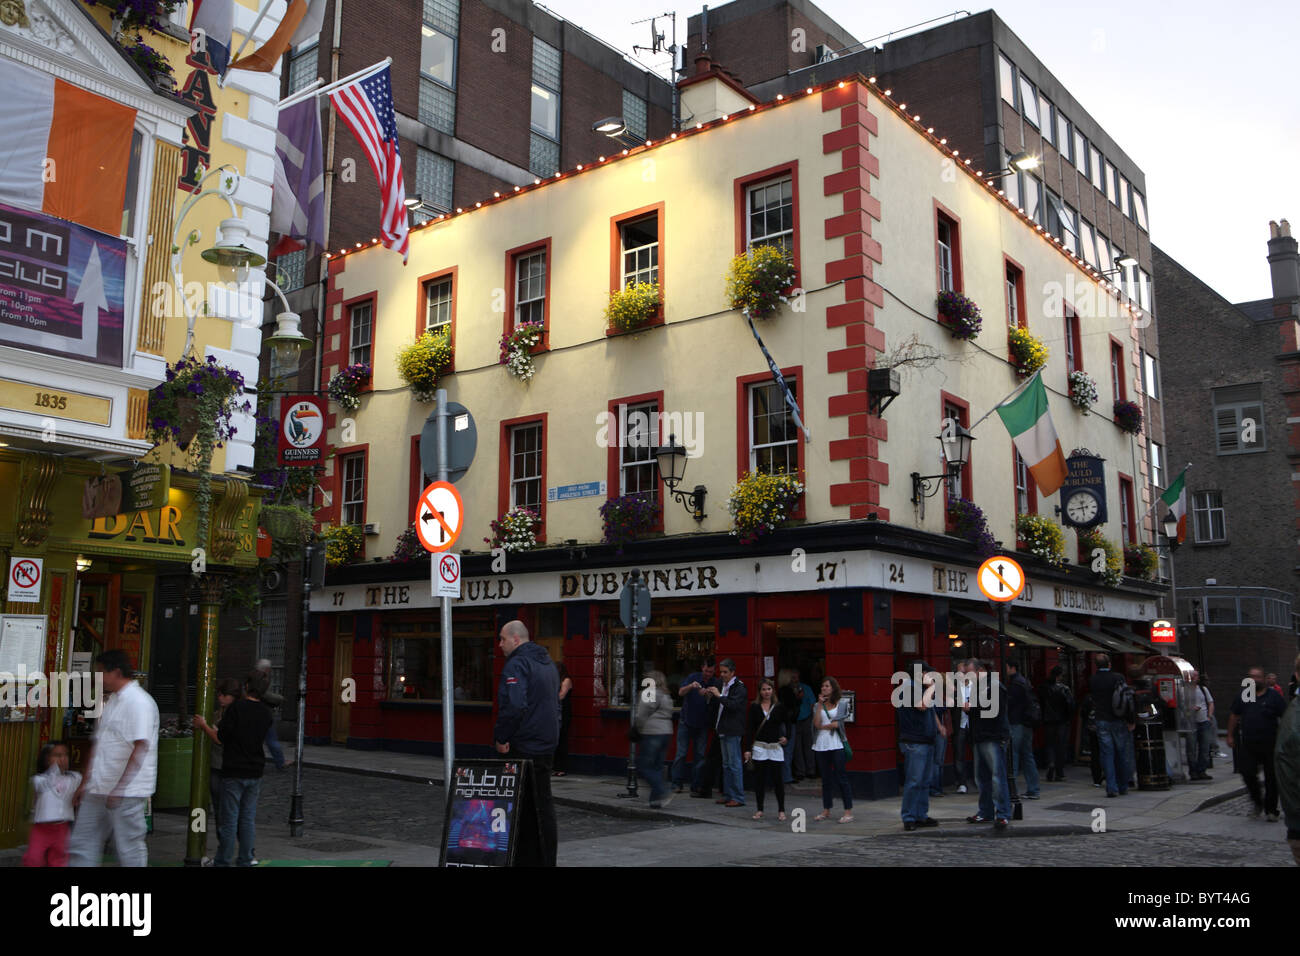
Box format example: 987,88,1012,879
547,481,606,502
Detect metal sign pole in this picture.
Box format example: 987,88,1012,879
627,586,640,798
437,388,454,793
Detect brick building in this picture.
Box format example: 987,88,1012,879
1152,224,1300,714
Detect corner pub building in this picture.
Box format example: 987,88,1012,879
303,71,1166,797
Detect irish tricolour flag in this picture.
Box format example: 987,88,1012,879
0,57,137,237
995,371,1068,495
1160,468,1188,542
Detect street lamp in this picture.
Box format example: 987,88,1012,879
653,433,707,521
172,165,267,355
985,151,1040,180
911,424,975,510
262,274,311,377
592,116,642,149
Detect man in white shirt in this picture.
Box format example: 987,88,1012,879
69,650,159,867
1188,670,1215,781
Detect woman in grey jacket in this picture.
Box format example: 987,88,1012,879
636,671,675,808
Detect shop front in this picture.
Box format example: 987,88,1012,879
0,452,261,848
308,522,1166,798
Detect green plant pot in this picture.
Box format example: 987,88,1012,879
154,737,194,809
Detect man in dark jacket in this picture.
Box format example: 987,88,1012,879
968,660,1011,828
494,620,560,865
197,672,272,866
1089,653,1131,798
898,661,940,830
1228,667,1288,822
1040,665,1074,781
702,659,747,807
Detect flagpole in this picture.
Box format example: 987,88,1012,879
969,370,1041,431
218,0,278,88
1141,461,1192,520
278,57,393,111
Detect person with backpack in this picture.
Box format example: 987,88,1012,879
1040,665,1074,782
1089,653,1134,797
1006,661,1041,799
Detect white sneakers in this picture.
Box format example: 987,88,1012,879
957,784,968,794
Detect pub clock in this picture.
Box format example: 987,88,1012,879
1057,450,1108,530
1061,487,1104,529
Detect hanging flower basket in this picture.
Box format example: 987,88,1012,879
1008,326,1049,377
936,290,982,340
1123,543,1158,580
391,525,423,563
725,245,797,320
396,328,453,402
728,472,804,545
485,508,539,552
605,282,661,333
1015,514,1066,567
261,504,314,554
1078,527,1123,586
322,524,364,567
600,494,658,555
947,497,997,558
1113,399,1143,434
499,321,543,381
121,35,175,87
1068,370,1098,411
327,363,371,411
89,0,182,32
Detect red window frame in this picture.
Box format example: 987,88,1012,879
736,367,806,520
498,413,549,543
342,291,376,392
1064,308,1082,375
1004,255,1026,330
416,265,458,372
1118,473,1136,545
934,200,963,294
1013,449,1038,517
1110,336,1127,403
503,237,552,352
734,161,801,287
608,202,665,332
605,391,666,533
939,391,972,531
336,443,370,558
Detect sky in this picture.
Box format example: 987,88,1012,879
543,0,1300,305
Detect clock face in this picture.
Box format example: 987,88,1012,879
1065,490,1100,525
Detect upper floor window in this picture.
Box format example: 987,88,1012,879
1014,450,1036,515
1132,189,1148,230
349,301,372,367
1006,263,1023,328
1064,311,1081,374
1080,219,1099,269
1150,441,1163,488
1019,75,1040,127
623,90,648,141
1119,175,1132,218
424,277,453,332
287,43,318,95
1089,146,1104,192
936,211,960,292
1111,341,1126,402
1104,160,1118,204
1057,113,1072,161
620,214,659,288
1213,384,1266,454
1138,269,1153,312
1143,350,1159,399
421,0,459,88
747,176,794,254
529,37,562,176
619,400,659,502
509,421,544,511
341,453,366,526
414,148,454,220
1119,476,1136,545
1039,94,1054,146
514,250,546,329
998,54,1017,107
1023,175,1043,226
1096,230,1113,275
1192,491,1227,543
1074,130,1088,176
750,379,799,476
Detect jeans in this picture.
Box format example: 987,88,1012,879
720,735,745,804
217,776,262,866
1189,720,1216,775
929,733,947,794
68,794,148,867
974,739,1011,821
637,733,671,802
1044,720,1070,775
1095,719,1130,795
517,752,558,866
815,749,853,810
1010,724,1040,795
955,724,975,785
671,723,709,790
900,741,933,823
1237,742,1278,815
265,724,285,770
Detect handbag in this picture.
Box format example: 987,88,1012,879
823,705,853,762
745,707,773,771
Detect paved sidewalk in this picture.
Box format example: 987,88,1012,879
299,743,1246,838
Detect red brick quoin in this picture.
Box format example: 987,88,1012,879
822,82,888,521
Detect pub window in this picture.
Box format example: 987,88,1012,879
601,602,715,708
341,452,365,526
510,421,543,511
385,611,494,702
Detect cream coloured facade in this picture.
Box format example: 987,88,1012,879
321,75,1151,560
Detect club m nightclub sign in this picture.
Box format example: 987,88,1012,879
312,551,1155,620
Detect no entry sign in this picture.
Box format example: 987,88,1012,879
976,556,1025,602
416,481,465,553
8,556,43,602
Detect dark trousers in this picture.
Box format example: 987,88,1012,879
553,711,571,773
1238,742,1279,815
1044,720,1071,774
753,759,785,813
517,753,558,867
698,734,723,797
1087,729,1104,785
815,749,853,810
953,724,973,785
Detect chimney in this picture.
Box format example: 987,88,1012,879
1268,218,1300,304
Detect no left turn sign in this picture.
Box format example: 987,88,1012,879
416,481,464,553
976,556,1025,602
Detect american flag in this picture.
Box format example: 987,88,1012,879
329,66,409,262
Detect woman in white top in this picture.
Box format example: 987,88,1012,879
812,676,854,823
743,678,789,821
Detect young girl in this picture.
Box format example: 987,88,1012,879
23,741,79,867
744,678,789,821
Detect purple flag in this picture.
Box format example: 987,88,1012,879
271,98,325,257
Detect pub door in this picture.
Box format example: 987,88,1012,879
331,623,353,745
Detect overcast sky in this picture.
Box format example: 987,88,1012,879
544,0,1300,305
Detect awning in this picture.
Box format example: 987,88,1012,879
1100,625,1157,655
952,609,1055,647
1013,618,1105,652
1054,621,1129,653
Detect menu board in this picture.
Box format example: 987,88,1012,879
440,760,539,868
0,615,46,677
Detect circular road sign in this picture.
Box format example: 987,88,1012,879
419,402,477,484
976,556,1025,602
415,481,465,553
